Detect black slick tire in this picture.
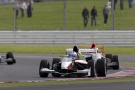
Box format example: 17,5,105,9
112,55,119,70
87,60,96,77
6,52,16,65
39,59,50,78
105,54,112,60
96,59,107,77
52,58,61,77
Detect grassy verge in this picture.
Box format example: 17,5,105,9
121,62,135,67
0,0,135,30
0,76,135,88
0,45,135,54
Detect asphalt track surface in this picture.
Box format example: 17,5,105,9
0,54,135,90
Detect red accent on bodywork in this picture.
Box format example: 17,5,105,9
67,63,72,69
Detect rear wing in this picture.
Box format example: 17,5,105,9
78,45,105,54
66,48,97,54
78,45,104,49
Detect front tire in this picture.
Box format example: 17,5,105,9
96,59,107,77
52,58,61,77
39,60,50,78
6,52,16,65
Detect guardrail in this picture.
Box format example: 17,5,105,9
0,31,135,46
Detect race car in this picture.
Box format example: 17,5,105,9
0,52,16,65
78,44,119,70
39,46,107,78
105,54,119,70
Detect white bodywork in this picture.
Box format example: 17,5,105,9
60,56,88,69
40,48,101,76
61,57,87,69
0,55,13,63
61,61,71,69
66,48,102,60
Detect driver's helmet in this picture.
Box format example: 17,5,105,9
69,52,77,59
91,43,96,49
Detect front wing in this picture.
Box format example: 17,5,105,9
40,68,91,76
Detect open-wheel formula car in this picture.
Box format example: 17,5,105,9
39,46,107,78
105,54,119,70
0,52,16,65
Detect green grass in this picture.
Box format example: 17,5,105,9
0,45,135,54
0,76,135,88
0,0,135,30
121,62,135,66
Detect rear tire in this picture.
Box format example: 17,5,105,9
105,54,112,60
39,60,50,78
112,55,119,70
96,59,107,77
52,58,61,77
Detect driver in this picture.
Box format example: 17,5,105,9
69,46,82,59
73,46,82,57
69,52,77,59
90,43,100,53
91,43,96,49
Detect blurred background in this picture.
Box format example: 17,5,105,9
0,0,135,31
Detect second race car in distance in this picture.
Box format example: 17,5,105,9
0,52,16,65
